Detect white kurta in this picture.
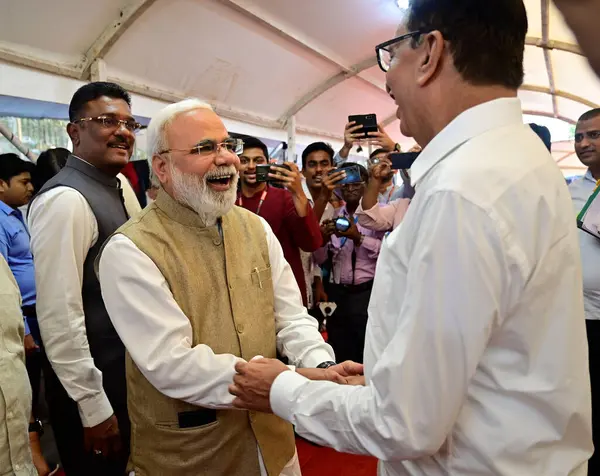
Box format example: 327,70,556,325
98,215,335,476
270,98,593,475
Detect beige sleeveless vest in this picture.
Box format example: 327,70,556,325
108,190,295,475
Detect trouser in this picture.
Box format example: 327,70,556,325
23,306,43,418
587,320,600,475
325,280,373,364
42,355,130,476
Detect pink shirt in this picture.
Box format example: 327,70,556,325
314,206,384,285
355,198,410,232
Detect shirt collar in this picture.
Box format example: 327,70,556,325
411,97,524,186
585,170,597,184
0,200,15,216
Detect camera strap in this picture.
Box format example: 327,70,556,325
339,214,359,285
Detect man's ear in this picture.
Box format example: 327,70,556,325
416,30,446,87
67,122,80,148
152,155,169,185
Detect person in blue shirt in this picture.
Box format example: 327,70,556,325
0,153,41,406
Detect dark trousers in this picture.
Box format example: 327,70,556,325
588,320,600,475
325,280,373,364
42,355,130,476
24,306,43,417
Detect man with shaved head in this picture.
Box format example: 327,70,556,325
230,1,593,474
96,99,364,475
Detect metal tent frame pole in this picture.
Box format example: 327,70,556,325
0,122,37,162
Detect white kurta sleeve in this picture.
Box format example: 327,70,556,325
269,191,508,460
28,187,113,427
258,217,335,368
99,234,244,408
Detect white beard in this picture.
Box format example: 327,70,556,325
170,162,239,226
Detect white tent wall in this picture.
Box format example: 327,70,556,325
0,61,349,163
1,0,599,173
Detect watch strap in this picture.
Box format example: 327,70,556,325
317,361,337,369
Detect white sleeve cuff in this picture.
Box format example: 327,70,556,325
300,348,336,369
270,370,311,422
77,390,114,428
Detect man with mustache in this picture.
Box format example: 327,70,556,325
237,136,322,307
314,163,383,364
28,81,138,475
229,1,593,474
569,107,600,473
96,99,358,475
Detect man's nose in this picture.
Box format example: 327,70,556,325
215,148,238,167
580,137,591,149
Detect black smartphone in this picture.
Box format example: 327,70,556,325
334,216,351,232
348,114,378,138
255,163,291,183
389,152,420,170
328,165,362,186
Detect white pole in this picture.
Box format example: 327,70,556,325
286,115,297,164
90,59,108,82
0,122,37,162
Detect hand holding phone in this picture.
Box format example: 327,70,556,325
348,114,378,138
327,165,362,186
255,163,291,183
389,152,420,170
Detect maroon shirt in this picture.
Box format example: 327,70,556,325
237,185,322,305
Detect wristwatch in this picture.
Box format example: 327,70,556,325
394,143,402,152
317,361,337,369
29,419,44,436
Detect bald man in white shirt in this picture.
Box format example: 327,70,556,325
230,1,593,475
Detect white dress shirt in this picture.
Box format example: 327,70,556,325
98,215,334,476
569,171,600,320
270,98,593,475
27,166,142,427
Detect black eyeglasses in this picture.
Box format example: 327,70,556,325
158,138,244,156
375,31,423,73
73,115,142,133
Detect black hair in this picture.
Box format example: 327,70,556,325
407,0,528,89
35,147,70,189
301,142,335,169
369,148,389,159
0,153,35,183
69,81,132,122
578,108,600,123
528,124,552,152
241,136,269,159
340,162,369,183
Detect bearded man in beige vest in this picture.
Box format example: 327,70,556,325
96,99,364,476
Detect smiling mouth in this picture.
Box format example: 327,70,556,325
109,143,130,150
206,174,234,186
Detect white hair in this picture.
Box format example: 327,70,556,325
147,98,213,158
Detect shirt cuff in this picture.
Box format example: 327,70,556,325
270,370,310,422
77,390,114,427
300,348,336,369
23,316,31,336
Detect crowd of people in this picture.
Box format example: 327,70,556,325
2,0,600,475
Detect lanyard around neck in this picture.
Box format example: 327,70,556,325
238,188,268,216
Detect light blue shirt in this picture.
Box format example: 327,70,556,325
569,170,600,320
0,200,35,333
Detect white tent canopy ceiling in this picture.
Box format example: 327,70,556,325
0,0,598,160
